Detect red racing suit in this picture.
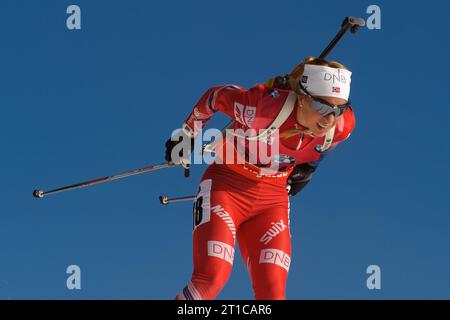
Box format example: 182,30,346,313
175,84,355,300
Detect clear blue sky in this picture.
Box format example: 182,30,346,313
1,0,449,299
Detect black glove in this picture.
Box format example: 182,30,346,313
287,163,317,196
164,131,195,165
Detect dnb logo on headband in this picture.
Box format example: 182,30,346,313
302,64,352,100
324,69,349,84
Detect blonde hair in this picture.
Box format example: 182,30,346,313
265,57,349,91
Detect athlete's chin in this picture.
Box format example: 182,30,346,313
315,133,327,138
307,123,331,137
311,129,328,137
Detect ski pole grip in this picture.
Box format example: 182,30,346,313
347,16,366,27
159,195,169,205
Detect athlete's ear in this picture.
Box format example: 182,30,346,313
288,76,301,94
297,94,307,107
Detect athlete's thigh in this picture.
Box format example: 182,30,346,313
193,178,240,272
237,206,291,298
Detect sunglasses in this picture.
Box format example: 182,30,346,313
298,82,351,117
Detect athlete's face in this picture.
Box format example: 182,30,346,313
296,95,347,137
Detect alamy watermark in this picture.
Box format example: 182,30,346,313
366,5,381,30
366,265,381,290
66,265,81,290
66,5,81,30
169,121,297,176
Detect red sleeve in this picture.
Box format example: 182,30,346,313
182,84,260,136
334,107,356,143
310,107,356,166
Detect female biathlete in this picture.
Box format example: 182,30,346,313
165,57,355,300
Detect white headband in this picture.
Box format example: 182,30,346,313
300,64,352,100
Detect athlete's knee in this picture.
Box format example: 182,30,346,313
195,271,230,299
175,280,204,300
177,270,231,300
255,289,286,300
254,281,286,300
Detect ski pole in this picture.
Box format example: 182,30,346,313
159,185,292,206
319,16,366,59
159,194,196,205
268,16,365,89
33,162,178,199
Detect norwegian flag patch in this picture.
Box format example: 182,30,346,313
332,87,341,93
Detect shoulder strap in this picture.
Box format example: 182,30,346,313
315,125,336,153
239,91,297,141
202,91,297,152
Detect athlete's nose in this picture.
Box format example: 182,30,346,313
323,113,336,124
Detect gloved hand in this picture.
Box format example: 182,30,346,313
164,130,195,168
287,163,317,196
